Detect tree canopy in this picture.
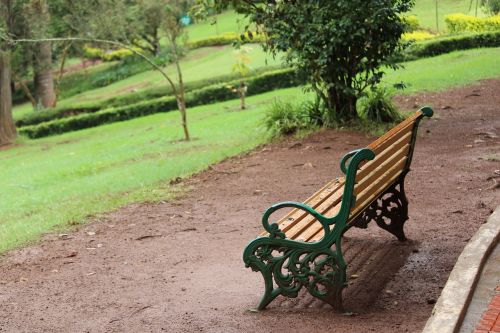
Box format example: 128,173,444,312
197,0,414,123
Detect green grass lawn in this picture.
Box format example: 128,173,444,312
0,87,308,253
411,0,487,33
2,47,499,254
13,44,283,120
185,10,251,42
383,47,500,93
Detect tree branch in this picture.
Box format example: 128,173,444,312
3,36,179,96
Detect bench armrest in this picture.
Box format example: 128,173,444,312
261,201,331,239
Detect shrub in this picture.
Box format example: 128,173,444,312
100,65,281,107
301,97,327,127
482,0,500,14
83,46,138,62
82,46,104,61
15,66,287,127
444,13,500,33
358,88,403,123
19,96,179,138
15,103,102,127
402,15,420,32
13,58,155,105
187,31,266,49
402,30,437,41
402,31,500,60
263,100,312,137
19,68,302,138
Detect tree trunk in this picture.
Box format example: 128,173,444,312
12,72,37,107
153,30,161,56
0,51,17,146
33,41,56,108
239,82,246,110
177,97,190,141
327,88,359,124
171,37,190,141
54,42,71,106
240,93,245,110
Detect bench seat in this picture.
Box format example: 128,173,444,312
243,107,433,311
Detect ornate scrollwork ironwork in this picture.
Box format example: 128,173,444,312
350,176,409,241
244,239,346,311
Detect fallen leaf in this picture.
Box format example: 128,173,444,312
66,251,78,258
135,234,163,240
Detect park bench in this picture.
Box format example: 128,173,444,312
243,106,433,311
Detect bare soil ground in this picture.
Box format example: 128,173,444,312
0,80,499,333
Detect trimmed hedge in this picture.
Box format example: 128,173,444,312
18,31,500,132
187,32,266,49
445,13,500,34
402,31,500,60
13,59,150,105
19,68,301,138
100,65,281,108
16,103,102,127
83,46,138,62
401,15,420,32
402,30,436,42
16,65,283,127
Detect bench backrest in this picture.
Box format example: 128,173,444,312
343,107,433,224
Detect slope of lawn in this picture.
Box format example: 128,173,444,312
185,10,251,42
2,47,500,253
411,0,487,33
383,47,500,93
13,44,282,119
0,87,309,253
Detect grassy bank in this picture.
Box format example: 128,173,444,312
2,47,500,254
0,87,308,253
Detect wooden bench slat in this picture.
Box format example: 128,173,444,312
301,149,409,242
285,141,411,242
243,108,433,311
295,201,342,241
259,178,345,237
350,156,408,218
307,159,406,243
356,131,412,182
260,112,423,242
355,145,410,195
286,186,344,240
368,111,421,153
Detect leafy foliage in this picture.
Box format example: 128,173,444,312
445,13,500,33
205,0,413,123
482,0,500,14
401,14,420,32
187,31,265,49
19,68,302,137
402,30,437,41
82,46,140,62
400,31,500,60
358,88,403,123
263,100,312,137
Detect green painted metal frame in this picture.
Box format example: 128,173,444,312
243,107,433,311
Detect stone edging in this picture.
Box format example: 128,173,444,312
422,205,500,333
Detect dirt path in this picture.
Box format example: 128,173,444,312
1,80,499,333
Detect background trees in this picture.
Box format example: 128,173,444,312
198,0,413,123
0,0,19,145
127,0,171,56
0,0,195,143
25,0,56,108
